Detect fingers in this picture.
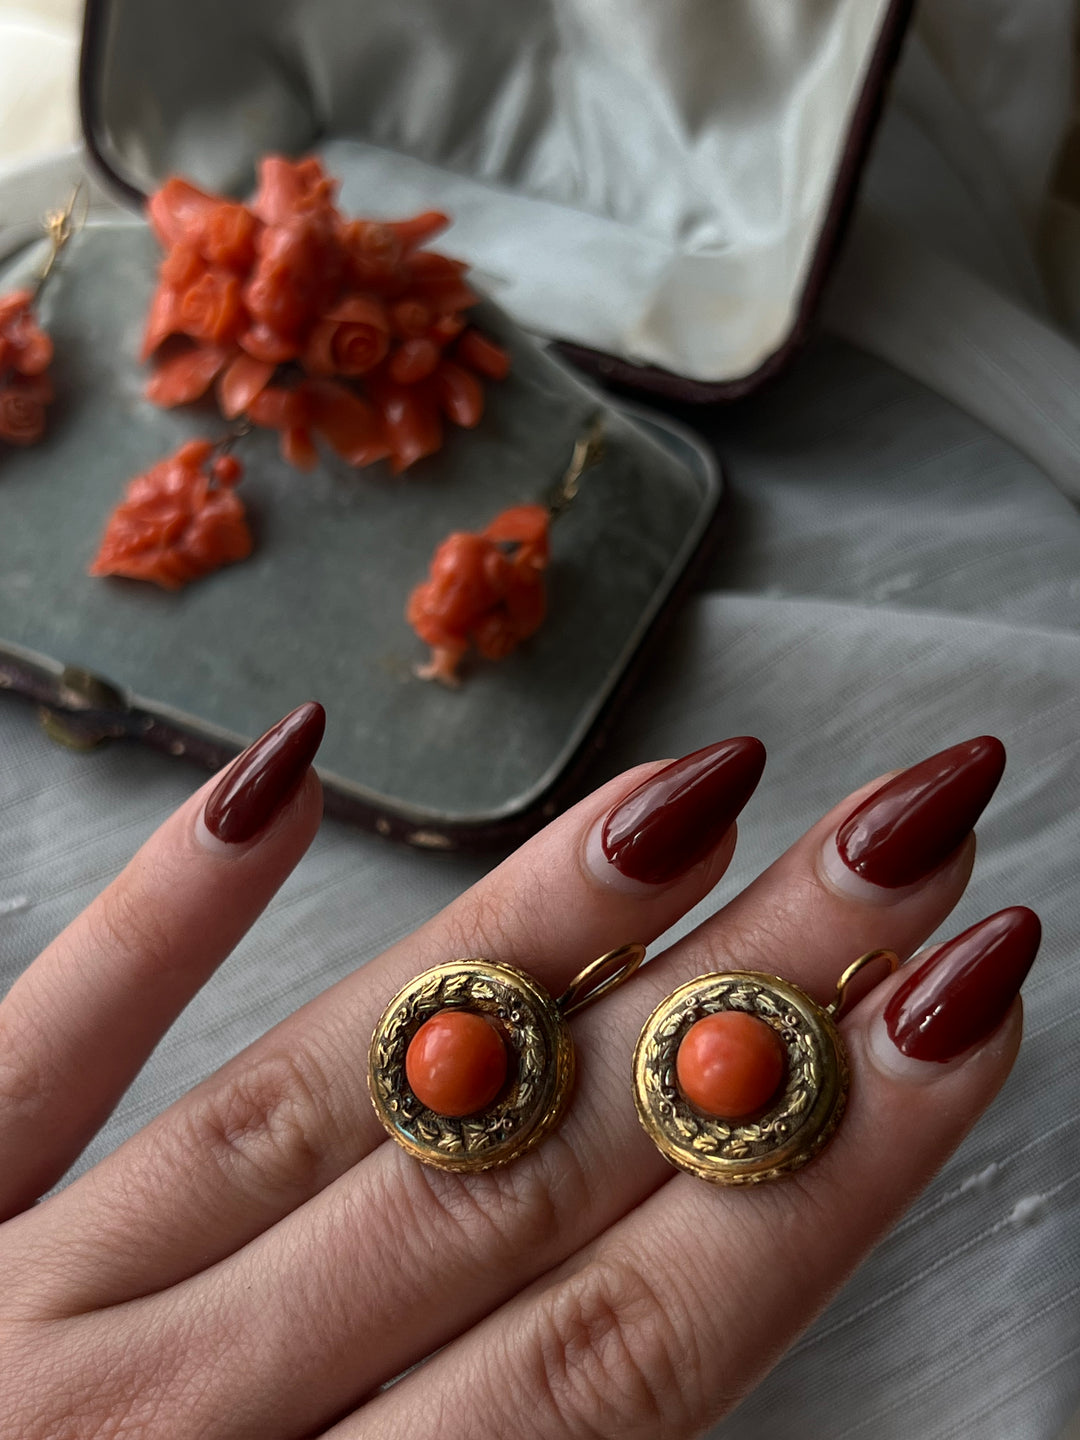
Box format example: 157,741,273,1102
0,703,325,1219
688,734,1005,1006
340,908,1039,1440
83,741,999,1438
12,738,765,1308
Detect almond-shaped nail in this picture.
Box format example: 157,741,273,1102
594,737,766,887
883,907,1041,1063
835,736,1005,889
202,702,325,846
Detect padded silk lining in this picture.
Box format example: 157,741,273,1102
95,0,891,380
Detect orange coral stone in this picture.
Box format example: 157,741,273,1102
405,1010,508,1118
676,1011,785,1119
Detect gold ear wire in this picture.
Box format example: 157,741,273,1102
547,412,605,519
557,942,646,1019
35,182,87,293
825,949,899,1020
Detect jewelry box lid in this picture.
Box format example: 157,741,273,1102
78,0,914,402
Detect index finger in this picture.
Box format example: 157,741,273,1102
0,702,325,1220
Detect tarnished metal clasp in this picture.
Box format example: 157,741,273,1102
37,665,126,751
557,941,646,1019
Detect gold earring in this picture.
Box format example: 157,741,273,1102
0,185,83,450
369,942,645,1172
633,951,898,1185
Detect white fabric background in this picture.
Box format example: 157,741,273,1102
1,3,1079,1438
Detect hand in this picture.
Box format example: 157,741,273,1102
0,709,1037,1438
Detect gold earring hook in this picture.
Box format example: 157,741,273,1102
34,182,87,295
547,412,606,520
825,948,899,1020
557,941,646,1018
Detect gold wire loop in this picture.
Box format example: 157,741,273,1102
548,413,605,519
216,419,255,455
35,183,87,293
826,948,899,1020
557,941,646,1019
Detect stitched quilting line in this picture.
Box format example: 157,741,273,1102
827,1278,1080,1440
934,1338,1080,1440
891,1110,1080,1239
788,1170,1080,1359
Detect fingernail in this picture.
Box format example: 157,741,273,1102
588,737,766,888
822,737,1005,899
870,908,1040,1077
200,702,325,846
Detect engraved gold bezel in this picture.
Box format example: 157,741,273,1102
368,959,574,1172
633,970,848,1185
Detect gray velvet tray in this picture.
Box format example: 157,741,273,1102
0,221,721,847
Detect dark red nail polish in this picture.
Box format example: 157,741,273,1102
203,702,325,845
601,737,766,885
836,736,1005,888
885,907,1040,1062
